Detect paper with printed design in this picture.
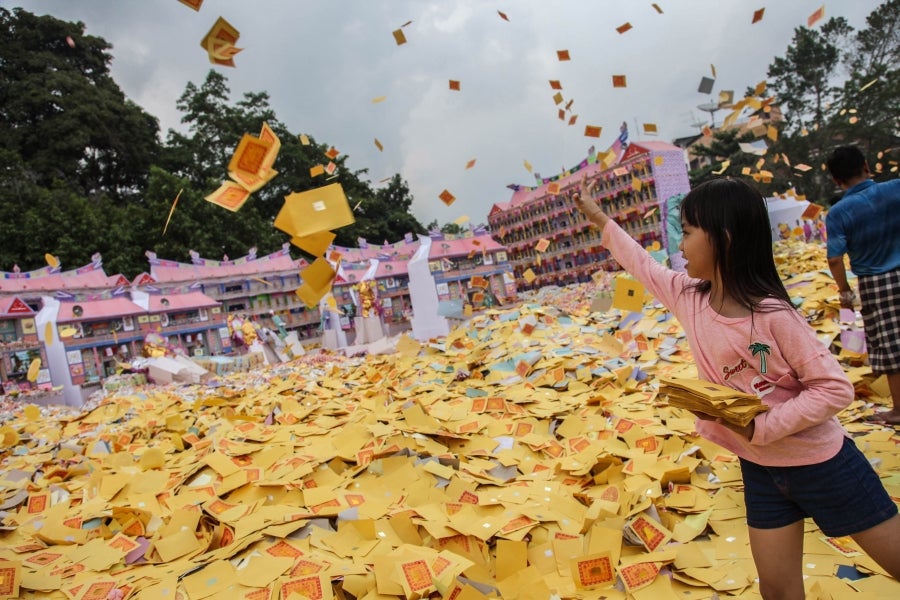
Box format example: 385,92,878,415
626,513,673,552
201,17,242,66
819,535,862,557
280,573,332,600
205,180,251,212
0,561,20,600
619,561,660,593
2,241,887,600
397,558,435,597
571,552,615,589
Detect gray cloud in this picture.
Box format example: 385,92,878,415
3,0,883,227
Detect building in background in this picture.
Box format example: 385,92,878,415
330,230,516,321
145,244,320,343
0,295,47,394
0,234,516,396
489,141,691,289
0,255,122,394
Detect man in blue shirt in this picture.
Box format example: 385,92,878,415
826,145,900,424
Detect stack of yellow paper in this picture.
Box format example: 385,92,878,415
659,377,768,427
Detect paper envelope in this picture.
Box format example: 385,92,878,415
300,258,335,292
258,122,281,169
291,230,336,257
228,166,277,194
275,183,355,238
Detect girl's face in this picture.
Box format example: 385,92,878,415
679,220,716,281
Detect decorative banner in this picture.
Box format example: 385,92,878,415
507,124,629,191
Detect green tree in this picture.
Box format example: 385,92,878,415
336,174,426,247
767,17,853,134
161,72,281,191
832,0,900,177
0,7,160,199
765,17,855,203
0,153,135,275
688,128,758,186
0,11,430,275
425,219,466,235
759,4,900,205
151,72,287,264
0,8,160,275
157,71,427,262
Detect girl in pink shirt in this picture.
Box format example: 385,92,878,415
575,176,899,599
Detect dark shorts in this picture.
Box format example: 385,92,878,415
739,437,898,537
858,268,900,374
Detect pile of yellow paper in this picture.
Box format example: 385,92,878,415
0,236,897,599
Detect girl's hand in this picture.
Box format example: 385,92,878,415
692,411,756,440
572,174,608,227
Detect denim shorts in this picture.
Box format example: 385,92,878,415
739,437,898,537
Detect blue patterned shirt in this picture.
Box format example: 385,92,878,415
826,179,900,275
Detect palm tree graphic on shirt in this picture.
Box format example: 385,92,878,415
749,342,771,374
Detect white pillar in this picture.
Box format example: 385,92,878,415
408,236,449,341
36,297,82,407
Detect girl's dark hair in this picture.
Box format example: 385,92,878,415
681,178,793,312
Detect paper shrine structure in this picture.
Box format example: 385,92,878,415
0,231,517,402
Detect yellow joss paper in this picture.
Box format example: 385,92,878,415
205,181,250,212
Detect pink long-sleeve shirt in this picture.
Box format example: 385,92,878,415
602,221,852,466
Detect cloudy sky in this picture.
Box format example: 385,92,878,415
3,1,885,229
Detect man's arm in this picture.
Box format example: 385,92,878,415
828,255,856,308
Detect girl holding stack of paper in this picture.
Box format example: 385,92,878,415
573,176,899,599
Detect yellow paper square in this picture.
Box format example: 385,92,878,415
612,277,646,313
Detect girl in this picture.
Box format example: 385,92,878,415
574,176,900,599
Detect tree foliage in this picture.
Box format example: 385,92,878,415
767,17,853,134
691,2,899,206
688,128,758,184
0,7,160,199
833,0,900,168
425,220,467,235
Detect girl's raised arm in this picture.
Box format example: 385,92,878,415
572,174,609,229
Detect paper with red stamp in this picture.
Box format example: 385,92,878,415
619,561,660,592
571,552,614,589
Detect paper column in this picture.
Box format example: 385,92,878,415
407,235,450,341
35,296,82,406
